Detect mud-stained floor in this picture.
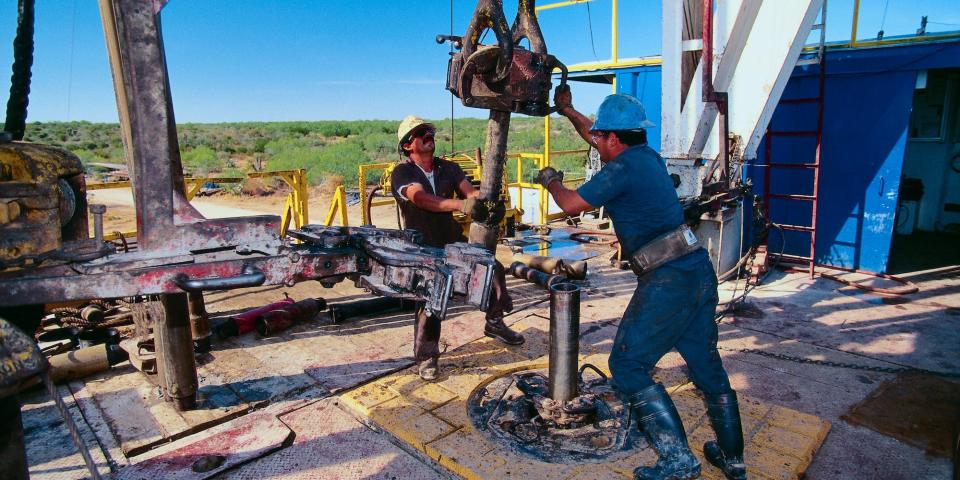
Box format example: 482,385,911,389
15,234,960,480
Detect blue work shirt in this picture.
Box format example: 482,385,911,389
577,144,707,270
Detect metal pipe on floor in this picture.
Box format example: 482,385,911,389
548,282,580,403
328,297,414,324
513,253,563,274
509,261,568,289
155,293,197,411
513,253,589,280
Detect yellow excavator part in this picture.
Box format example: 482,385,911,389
0,141,88,264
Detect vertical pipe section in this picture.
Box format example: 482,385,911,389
468,109,511,250
187,291,211,353
155,293,197,411
701,0,729,187
548,282,580,403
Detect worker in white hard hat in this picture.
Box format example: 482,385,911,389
534,88,746,480
392,115,524,381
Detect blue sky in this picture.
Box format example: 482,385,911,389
0,0,957,123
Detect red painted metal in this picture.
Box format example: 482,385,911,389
810,36,827,279
233,297,296,336
762,5,828,278
700,0,730,188
764,131,772,220
701,0,714,102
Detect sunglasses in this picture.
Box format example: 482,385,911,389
410,127,436,140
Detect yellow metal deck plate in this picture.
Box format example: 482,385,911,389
341,333,831,480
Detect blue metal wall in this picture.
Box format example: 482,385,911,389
614,67,662,151
748,41,960,273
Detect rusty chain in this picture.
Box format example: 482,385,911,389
718,345,960,379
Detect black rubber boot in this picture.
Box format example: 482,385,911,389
484,317,525,345
703,392,747,480
631,384,701,480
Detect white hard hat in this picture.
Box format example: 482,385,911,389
396,115,435,155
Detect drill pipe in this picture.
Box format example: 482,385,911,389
509,261,568,289
155,293,198,411
187,291,211,353
548,282,581,403
46,343,128,384
513,253,563,274
468,109,511,251
512,254,589,280
329,297,415,324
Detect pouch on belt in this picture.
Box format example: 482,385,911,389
628,224,700,276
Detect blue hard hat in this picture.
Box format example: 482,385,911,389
590,94,656,132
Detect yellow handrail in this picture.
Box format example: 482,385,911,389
323,184,348,227
358,162,394,226
508,149,588,224
88,169,309,240
850,0,860,46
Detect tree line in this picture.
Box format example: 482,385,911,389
25,118,591,187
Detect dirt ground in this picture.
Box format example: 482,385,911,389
87,186,400,234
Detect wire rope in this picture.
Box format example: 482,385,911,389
878,0,891,37
449,0,456,153
66,0,77,120
584,2,599,61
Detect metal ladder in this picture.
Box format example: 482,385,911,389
762,1,827,278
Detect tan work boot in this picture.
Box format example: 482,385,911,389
418,357,439,381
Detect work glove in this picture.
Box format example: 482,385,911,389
553,84,573,115
534,166,564,189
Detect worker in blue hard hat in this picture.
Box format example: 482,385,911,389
392,115,524,381
535,87,746,480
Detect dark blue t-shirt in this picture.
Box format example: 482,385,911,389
577,144,706,270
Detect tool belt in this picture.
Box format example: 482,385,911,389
628,224,701,276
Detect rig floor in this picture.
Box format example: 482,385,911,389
17,234,960,479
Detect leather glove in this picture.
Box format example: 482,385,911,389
534,166,564,189
553,84,573,115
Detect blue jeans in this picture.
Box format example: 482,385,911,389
608,255,732,397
